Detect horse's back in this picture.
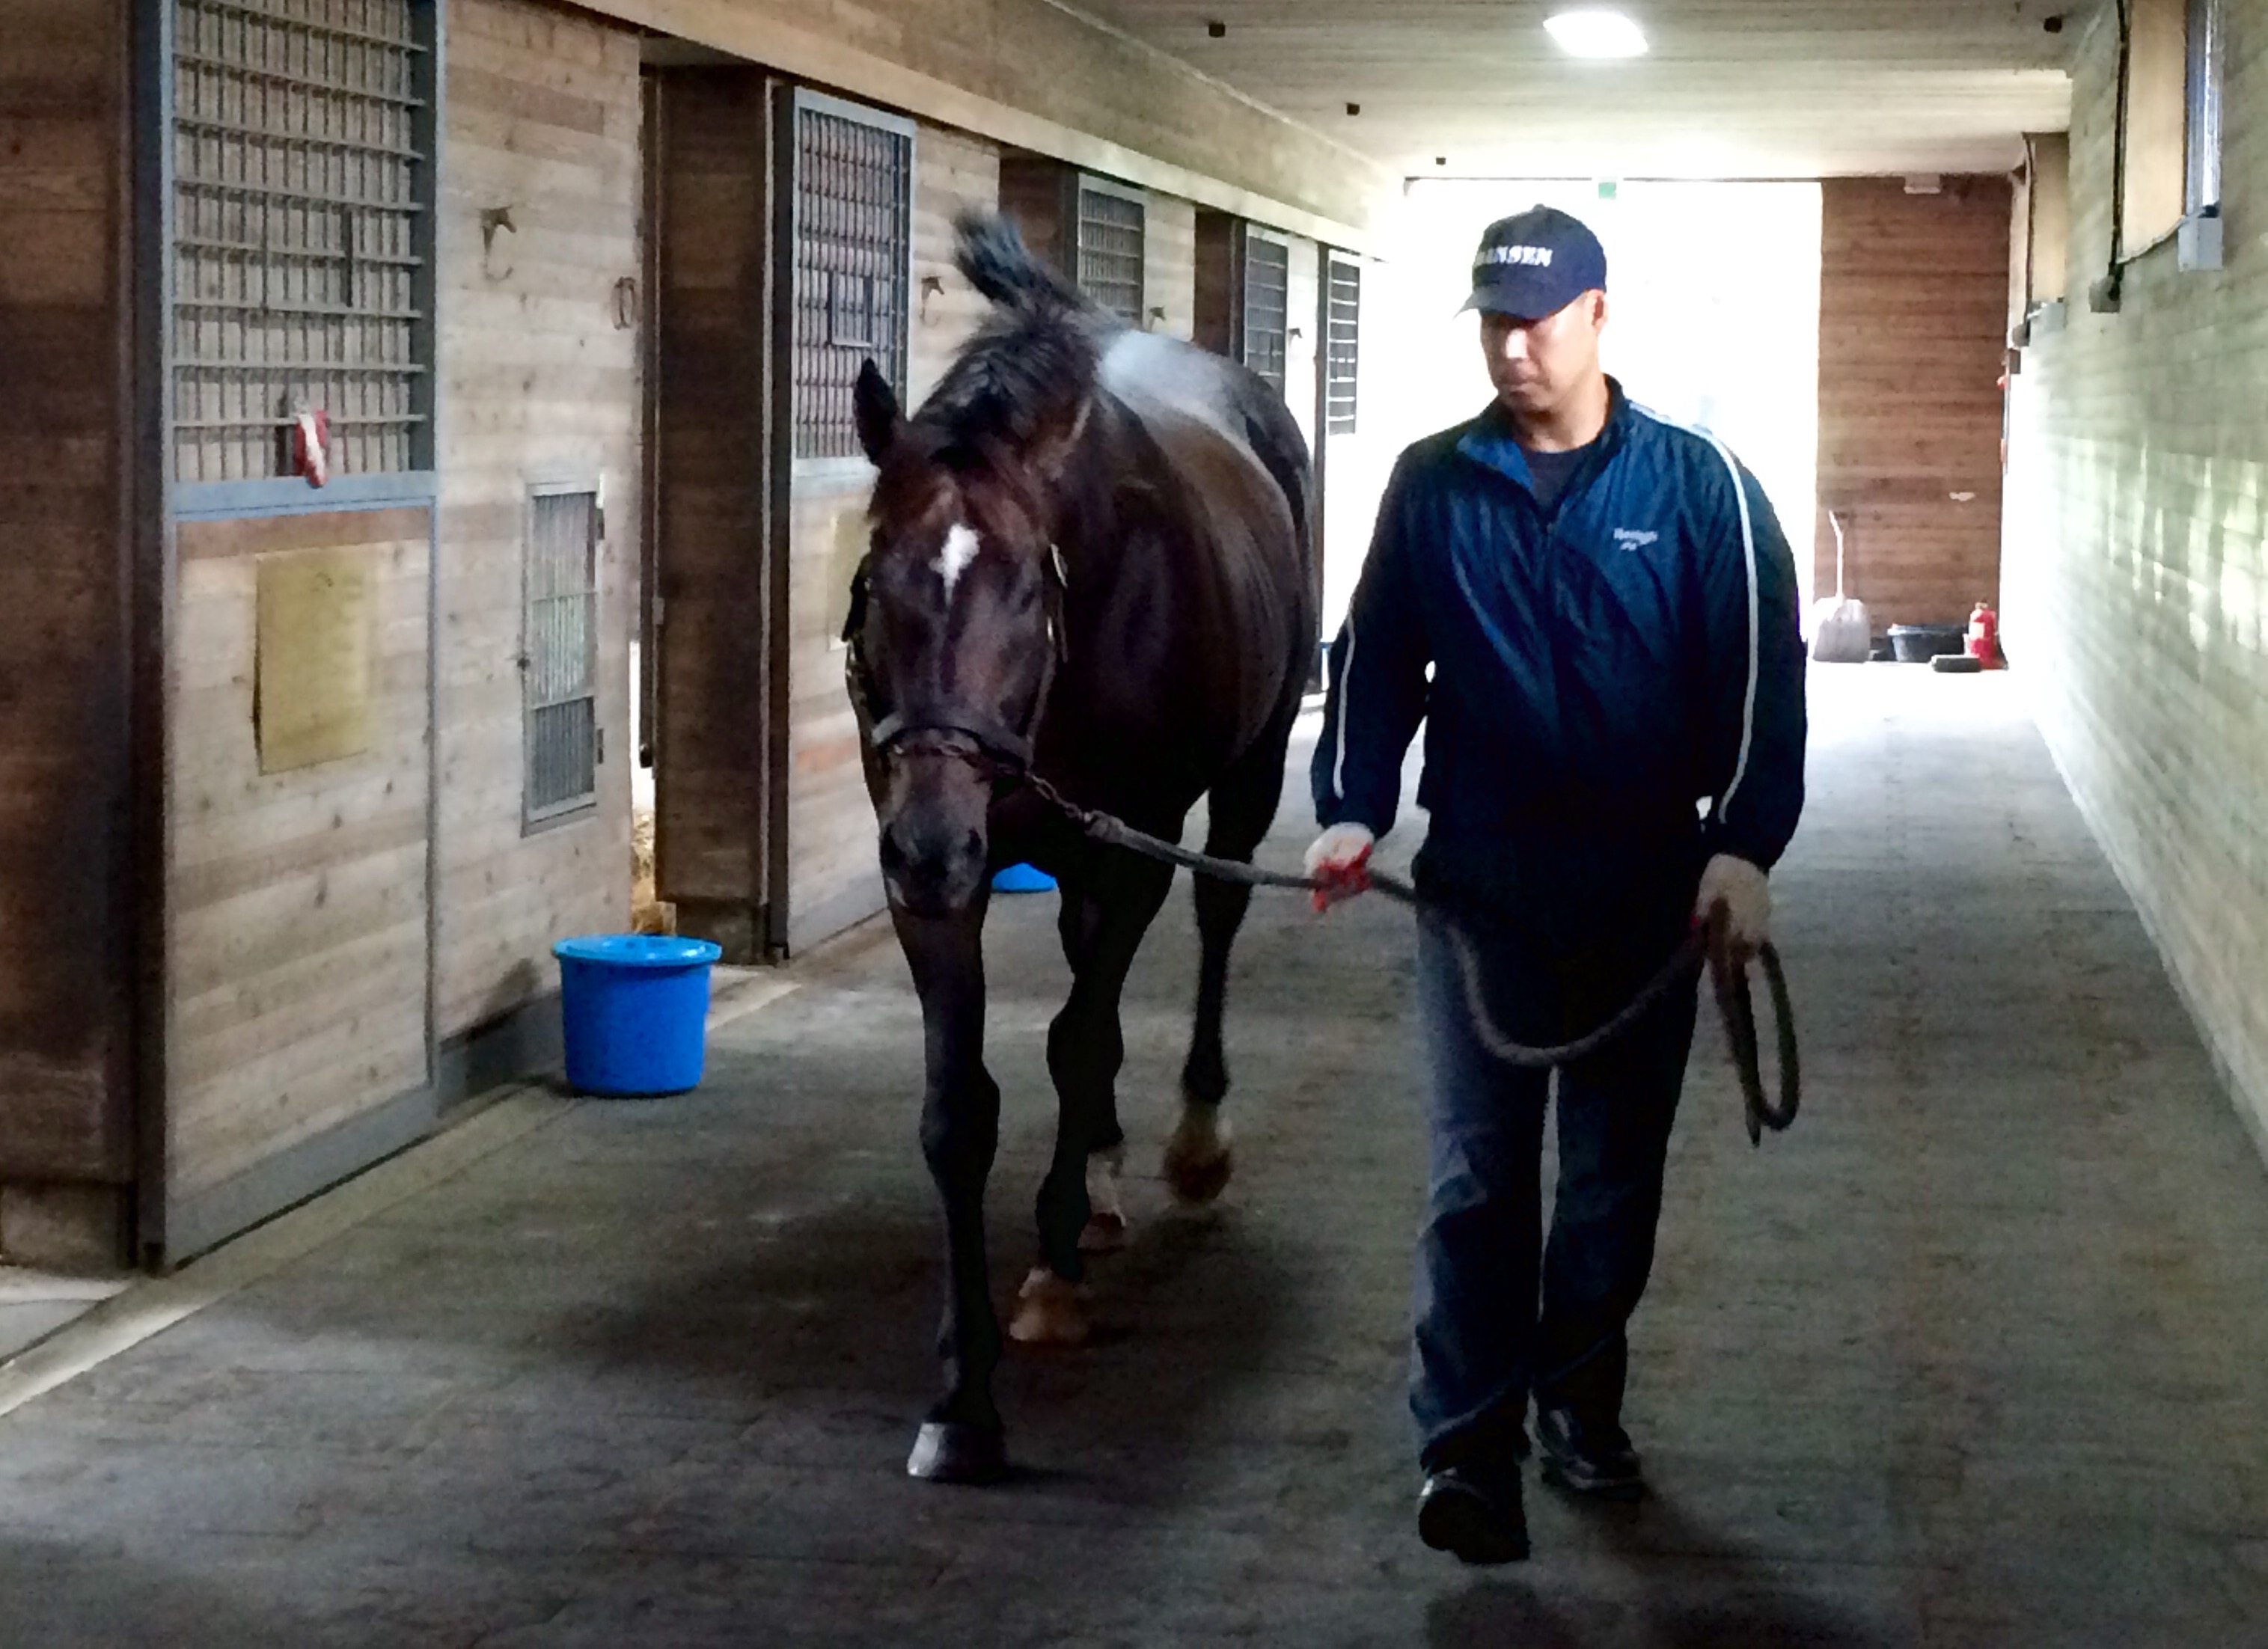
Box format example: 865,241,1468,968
1098,331,1312,560
1050,329,1315,786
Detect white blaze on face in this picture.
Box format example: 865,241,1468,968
932,521,981,599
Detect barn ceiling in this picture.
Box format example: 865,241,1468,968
1069,0,2077,180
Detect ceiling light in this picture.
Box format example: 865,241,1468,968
1544,10,1648,59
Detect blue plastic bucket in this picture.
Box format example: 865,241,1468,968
992,862,1057,894
553,934,724,1097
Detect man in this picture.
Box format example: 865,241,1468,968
1308,205,1806,1565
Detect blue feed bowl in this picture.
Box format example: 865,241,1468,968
992,863,1057,894
553,933,724,1097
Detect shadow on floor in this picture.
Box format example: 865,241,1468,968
1,1536,340,1648
1426,1492,1897,1649
536,1175,1300,1499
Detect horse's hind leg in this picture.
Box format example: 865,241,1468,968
1166,715,1295,1204
1012,850,1174,1345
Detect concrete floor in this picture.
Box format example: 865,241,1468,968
7,667,2268,1647
0,1271,123,1363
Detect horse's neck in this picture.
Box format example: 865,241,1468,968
1051,395,1182,599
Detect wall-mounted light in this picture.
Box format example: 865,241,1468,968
1544,10,1648,58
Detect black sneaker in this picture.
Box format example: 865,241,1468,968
1417,1464,1530,1565
1535,1404,1644,1501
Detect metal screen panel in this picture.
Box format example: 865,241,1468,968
794,104,911,460
1241,230,1289,397
1325,254,1360,435
525,491,599,823
1076,186,1145,325
170,0,431,482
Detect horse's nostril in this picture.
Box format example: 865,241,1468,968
964,830,983,859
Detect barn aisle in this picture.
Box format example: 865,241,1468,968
4,668,2267,1648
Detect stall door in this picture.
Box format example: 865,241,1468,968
153,0,438,1264
160,507,435,1264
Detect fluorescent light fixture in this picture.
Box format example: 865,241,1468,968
1544,9,1648,58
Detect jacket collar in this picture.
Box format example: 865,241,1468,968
1455,376,1631,500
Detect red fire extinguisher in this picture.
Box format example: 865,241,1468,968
1967,600,2000,667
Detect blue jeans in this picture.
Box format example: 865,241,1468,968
1410,902,1699,1470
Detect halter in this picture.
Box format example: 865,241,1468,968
846,545,1068,779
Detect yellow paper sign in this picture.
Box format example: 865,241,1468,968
256,548,375,773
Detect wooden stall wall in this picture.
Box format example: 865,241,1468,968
1144,192,1196,340
0,0,136,1267
163,509,432,1258
578,0,1385,247
649,65,772,955
1284,234,1320,465
1815,177,2011,627
910,126,1000,409
2002,0,2268,1147
435,0,642,1038
996,153,1072,281
782,118,997,954
1319,251,1387,646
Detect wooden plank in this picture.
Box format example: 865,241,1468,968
177,510,432,562
649,64,769,923
1814,176,2011,625
433,0,640,1033
0,0,131,1194
1146,192,1196,341
447,64,614,138
584,0,1387,246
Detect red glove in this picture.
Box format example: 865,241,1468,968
1304,824,1375,912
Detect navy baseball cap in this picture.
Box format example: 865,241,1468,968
1461,206,1608,320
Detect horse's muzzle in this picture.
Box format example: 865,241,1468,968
880,822,988,917
877,746,994,917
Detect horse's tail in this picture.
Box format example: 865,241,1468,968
954,209,1086,317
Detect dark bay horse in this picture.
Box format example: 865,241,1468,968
846,211,1316,1482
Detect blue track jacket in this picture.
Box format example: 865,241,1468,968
1313,382,1806,932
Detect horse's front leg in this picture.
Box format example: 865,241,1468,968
896,905,1008,1484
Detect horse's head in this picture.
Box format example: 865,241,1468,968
851,355,1086,918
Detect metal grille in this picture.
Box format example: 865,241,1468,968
1324,253,1360,435
1241,230,1289,396
795,104,911,460
525,491,599,823
170,0,431,482
1076,186,1145,325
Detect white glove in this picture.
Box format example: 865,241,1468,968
1694,853,1770,972
1303,823,1376,911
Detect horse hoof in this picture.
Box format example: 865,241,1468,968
1008,1266,1091,1346
1163,1111,1235,1205
907,1420,1008,1484
1078,1211,1129,1254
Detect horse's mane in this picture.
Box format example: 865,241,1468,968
911,212,1104,472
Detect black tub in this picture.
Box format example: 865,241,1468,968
1888,623,1967,664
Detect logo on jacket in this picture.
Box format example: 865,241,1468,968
1613,527,1660,550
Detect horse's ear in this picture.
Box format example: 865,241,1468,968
854,360,902,465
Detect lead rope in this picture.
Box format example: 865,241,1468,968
1025,774,1799,1145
